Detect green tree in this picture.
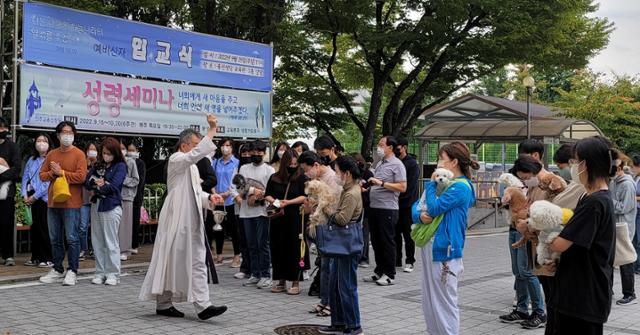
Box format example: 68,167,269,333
280,0,612,154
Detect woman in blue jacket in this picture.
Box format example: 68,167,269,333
412,142,477,335
84,137,126,286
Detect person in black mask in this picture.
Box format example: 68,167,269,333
0,117,21,266
235,140,275,289
314,136,339,171
264,149,309,295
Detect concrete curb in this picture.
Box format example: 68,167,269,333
467,226,509,236
0,262,150,285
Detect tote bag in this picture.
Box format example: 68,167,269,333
315,213,364,257
52,171,71,203
614,222,638,267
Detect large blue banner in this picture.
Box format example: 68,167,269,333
23,2,273,92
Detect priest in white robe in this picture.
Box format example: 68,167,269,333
139,114,227,320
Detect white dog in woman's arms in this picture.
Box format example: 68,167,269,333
412,168,454,229
528,200,573,265
305,180,339,238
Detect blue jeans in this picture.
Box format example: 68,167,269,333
634,212,640,272
48,208,81,273
80,204,91,252
243,216,270,278
509,230,544,315
329,255,361,330
320,256,332,306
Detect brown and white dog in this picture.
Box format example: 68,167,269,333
501,186,530,248
305,180,339,238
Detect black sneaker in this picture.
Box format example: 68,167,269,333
499,310,529,324
521,312,547,329
318,325,346,334
616,295,638,306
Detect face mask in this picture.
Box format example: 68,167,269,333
320,155,331,166
127,152,140,159
570,164,580,182
524,177,539,188
287,166,298,175
305,166,318,180
240,156,252,165
277,150,285,158
121,150,127,158
251,155,263,165
0,130,9,140
36,142,49,153
222,146,232,155
60,134,74,146
103,154,113,163
87,150,98,158
376,146,385,158
335,174,345,186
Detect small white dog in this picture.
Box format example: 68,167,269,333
498,173,525,189
413,168,454,229
305,180,339,238
528,200,573,265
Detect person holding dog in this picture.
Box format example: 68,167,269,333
412,141,477,335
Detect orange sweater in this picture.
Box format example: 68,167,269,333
39,146,87,208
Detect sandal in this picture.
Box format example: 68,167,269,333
271,285,286,293
316,305,331,317
309,304,325,314
286,286,301,295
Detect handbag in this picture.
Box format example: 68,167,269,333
23,205,33,226
614,222,638,267
267,182,290,219
315,212,364,257
52,171,71,203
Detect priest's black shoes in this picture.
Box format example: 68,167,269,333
197,305,228,320
156,306,185,318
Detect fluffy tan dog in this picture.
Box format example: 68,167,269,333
501,186,530,248
305,180,339,238
537,171,567,195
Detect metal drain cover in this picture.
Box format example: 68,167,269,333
273,324,325,335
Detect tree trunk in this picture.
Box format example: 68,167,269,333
361,75,385,156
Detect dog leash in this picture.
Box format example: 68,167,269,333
299,205,307,268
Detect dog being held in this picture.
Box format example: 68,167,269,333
498,173,525,189
305,179,339,238
537,171,567,196
501,186,530,248
232,174,266,207
412,168,454,230
528,200,573,265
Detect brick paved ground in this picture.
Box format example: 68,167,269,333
1,231,639,335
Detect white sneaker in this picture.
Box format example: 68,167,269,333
38,261,54,268
105,276,119,286
234,272,246,279
130,248,139,255
213,223,223,231
243,276,260,286
62,271,77,286
403,264,415,273
375,274,395,286
91,276,105,285
303,270,310,281
257,278,273,289
40,269,65,284
363,274,381,283
120,254,128,261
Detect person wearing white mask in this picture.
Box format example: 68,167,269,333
0,116,21,267
39,121,88,286
127,142,146,255
79,142,99,260
21,134,53,268
269,142,290,172
84,137,127,286
364,136,407,286
118,141,139,261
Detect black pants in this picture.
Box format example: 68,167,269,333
131,204,141,249
360,217,370,263
0,198,15,259
30,199,52,262
238,216,251,274
369,208,399,279
213,205,240,256
620,263,636,298
538,275,553,334
550,311,602,335
395,206,415,266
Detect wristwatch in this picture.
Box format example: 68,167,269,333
381,181,385,188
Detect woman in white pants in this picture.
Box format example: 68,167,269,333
85,137,127,286
412,142,478,334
